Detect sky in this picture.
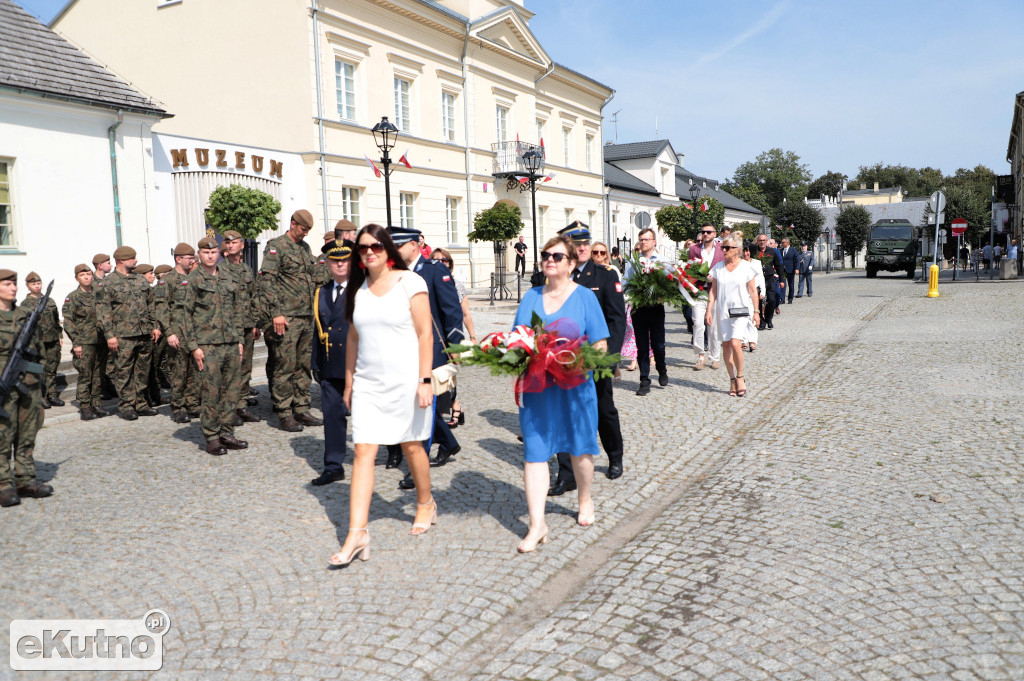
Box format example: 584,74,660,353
16,0,1024,185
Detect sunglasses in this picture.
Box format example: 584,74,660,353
721,245,737,251
357,242,385,254
592,250,607,255
433,257,451,264
541,251,569,263
700,230,715,234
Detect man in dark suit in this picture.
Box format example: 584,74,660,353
385,227,465,489
310,239,354,485
753,234,785,330
796,242,814,298
778,238,799,304
549,222,627,496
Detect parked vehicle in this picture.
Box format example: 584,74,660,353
865,219,918,278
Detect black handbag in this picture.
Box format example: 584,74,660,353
728,307,750,318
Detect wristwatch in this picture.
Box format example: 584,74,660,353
421,377,432,384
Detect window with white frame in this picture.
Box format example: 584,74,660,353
341,187,361,225
565,208,573,225
661,167,670,193
588,210,596,228
0,160,13,246
446,197,459,243
538,205,547,236
336,60,356,121
442,92,456,141
394,77,411,130
562,127,572,166
585,134,594,172
536,118,545,144
496,105,509,144
399,192,415,229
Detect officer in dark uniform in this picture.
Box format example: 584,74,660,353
310,238,354,485
385,226,464,489
550,221,627,495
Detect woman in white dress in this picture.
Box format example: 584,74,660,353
705,234,760,397
328,224,437,567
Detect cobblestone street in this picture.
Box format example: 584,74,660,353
2,273,1022,681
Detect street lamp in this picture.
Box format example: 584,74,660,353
371,116,400,227
521,148,545,286
689,181,702,239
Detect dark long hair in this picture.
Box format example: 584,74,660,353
344,224,409,322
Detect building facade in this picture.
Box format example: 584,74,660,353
53,0,613,285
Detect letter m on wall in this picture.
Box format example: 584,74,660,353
171,149,189,168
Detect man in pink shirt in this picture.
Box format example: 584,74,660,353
687,222,724,370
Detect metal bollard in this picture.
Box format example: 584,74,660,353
926,264,939,298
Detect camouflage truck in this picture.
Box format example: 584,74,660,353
865,219,918,278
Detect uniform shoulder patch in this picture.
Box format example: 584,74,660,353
442,275,451,282
181,280,189,285
268,249,277,255
615,282,623,293
64,297,70,302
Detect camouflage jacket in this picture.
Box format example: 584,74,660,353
0,306,43,388
62,287,102,346
179,266,243,353
160,269,192,340
220,259,260,328
258,233,314,319
97,270,153,339
312,255,332,290
20,293,62,344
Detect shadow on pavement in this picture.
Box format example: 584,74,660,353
34,458,68,484
478,408,519,436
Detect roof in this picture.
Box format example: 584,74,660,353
552,62,614,94
604,162,659,196
0,0,167,116
844,186,901,196
413,0,469,23
819,199,930,231
675,167,762,215
603,140,672,162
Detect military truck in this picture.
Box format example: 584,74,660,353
865,219,918,278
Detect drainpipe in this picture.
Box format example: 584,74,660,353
598,91,615,243
312,4,330,230
108,110,124,246
461,21,475,286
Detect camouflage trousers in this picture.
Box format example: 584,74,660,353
72,343,102,409
148,336,169,401
196,343,240,442
42,340,61,400
0,379,42,490
265,316,312,416
235,329,255,410
167,343,198,412
110,335,152,413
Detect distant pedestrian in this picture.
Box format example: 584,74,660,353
778,238,798,304
982,243,992,271
623,227,668,395
513,236,527,277
796,242,814,298
418,235,432,260
1007,238,1019,261
752,234,784,330
610,246,625,273
688,223,723,371
959,245,970,271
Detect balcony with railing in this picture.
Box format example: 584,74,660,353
491,141,545,178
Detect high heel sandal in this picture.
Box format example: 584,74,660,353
447,409,464,428
328,528,370,566
625,360,637,372
577,499,596,527
736,375,747,397
728,376,738,397
410,498,438,535
517,529,549,553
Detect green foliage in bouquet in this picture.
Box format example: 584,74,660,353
622,252,684,310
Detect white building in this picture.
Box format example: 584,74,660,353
0,0,169,296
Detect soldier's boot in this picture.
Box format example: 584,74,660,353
48,395,65,407
205,440,227,456
90,406,110,418
278,415,303,432
171,411,191,424
237,408,261,423
17,482,53,499
220,435,248,450
295,412,323,426
79,409,98,421
0,486,20,507
228,412,243,427
245,396,259,406
137,406,159,417
120,409,139,421
41,397,51,409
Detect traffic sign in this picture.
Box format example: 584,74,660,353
951,218,967,236
634,211,651,229
930,190,946,214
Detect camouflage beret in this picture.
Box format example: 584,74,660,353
173,242,195,256
134,263,154,274
291,209,314,228
197,236,219,250
0,269,16,282
74,264,91,275
222,230,243,241
113,246,136,260
154,264,172,276
25,271,41,283
92,253,110,265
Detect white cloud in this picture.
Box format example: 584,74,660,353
695,1,790,67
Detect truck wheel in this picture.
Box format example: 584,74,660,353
906,266,915,279
866,265,877,278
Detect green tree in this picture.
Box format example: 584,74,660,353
726,148,812,210
834,204,871,267
724,183,771,216
806,171,847,200
772,201,824,249
206,184,282,239
656,196,725,243
467,200,523,242
731,221,761,240
942,184,990,248
853,163,943,198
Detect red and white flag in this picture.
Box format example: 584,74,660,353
540,137,545,148
398,149,412,169
542,172,556,183
683,202,693,210
701,200,710,212
364,155,381,178
518,176,530,184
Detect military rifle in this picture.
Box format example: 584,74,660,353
0,280,52,420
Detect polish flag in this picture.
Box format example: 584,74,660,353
701,200,710,212
518,176,530,184
542,172,556,183
398,149,412,169
540,137,545,148
683,202,693,210
364,156,381,178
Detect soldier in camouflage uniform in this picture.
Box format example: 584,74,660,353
92,253,116,400
0,269,52,508
134,264,165,407
180,237,247,456
62,264,107,420
96,245,159,420
162,244,200,423
151,264,173,394
312,230,335,289
20,271,64,408
219,230,261,423
258,209,323,432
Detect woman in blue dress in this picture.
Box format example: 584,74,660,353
513,235,609,553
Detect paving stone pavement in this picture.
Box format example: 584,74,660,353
1,273,1022,680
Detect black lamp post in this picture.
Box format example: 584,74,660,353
521,149,544,283
689,182,702,238
371,116,400,227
